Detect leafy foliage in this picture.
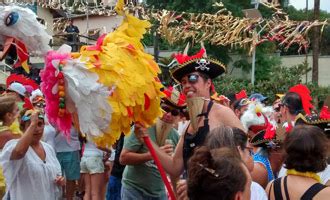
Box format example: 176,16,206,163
213,60,329,109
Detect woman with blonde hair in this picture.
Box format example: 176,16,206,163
0,94,21,146
0,94,21,197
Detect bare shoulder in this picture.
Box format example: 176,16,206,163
251,163,269,188
210,103,244,130
316,187,330,199
211,103,234,117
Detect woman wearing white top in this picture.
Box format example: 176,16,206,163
0,109,65,200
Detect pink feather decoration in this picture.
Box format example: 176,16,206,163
40,51,72,136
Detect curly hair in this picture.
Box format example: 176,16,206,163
0,94,17,122
284,125,328,173
188,147,248,200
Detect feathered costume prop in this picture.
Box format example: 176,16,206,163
6,74,39,90
0,5,51,73
41,0,163,146
78,1,164,146
41,45,113,139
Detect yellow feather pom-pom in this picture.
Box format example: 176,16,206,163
255,105,262,114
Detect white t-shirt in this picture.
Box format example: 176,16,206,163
83,141,103,157
278,165,330,185
0,140,62,200
42,124,56,149
54,127,81,152
251,181,268,200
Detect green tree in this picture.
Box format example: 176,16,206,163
213,61,329,109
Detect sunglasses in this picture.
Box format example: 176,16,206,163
239,98,250,106
34,102,46,108
274,104,282,112
187,74,200,84
161,105,180,116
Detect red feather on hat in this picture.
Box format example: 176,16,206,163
174,48,205,64
6,74,38,90
289,84,313,115
320,106,330,119
23,97,34,110
264,123,276,140
235,90,247,100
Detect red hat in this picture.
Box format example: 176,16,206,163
162,86,186,109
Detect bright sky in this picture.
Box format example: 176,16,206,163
290,0,330,12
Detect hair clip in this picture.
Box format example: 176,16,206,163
198,163,219,178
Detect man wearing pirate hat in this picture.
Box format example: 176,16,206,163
134,45,244,198
166,45,243,172
120,87,185,200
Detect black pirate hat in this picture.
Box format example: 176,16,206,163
170,43,226,83
295,107,330,136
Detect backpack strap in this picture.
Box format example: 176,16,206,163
301,183,327,200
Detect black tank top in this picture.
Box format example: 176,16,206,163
183,101,213,170
270,176,327,200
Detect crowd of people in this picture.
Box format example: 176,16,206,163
0,45,329,200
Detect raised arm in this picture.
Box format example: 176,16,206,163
10,112,38,160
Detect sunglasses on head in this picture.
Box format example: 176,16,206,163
161,105,180,116
21,110,44,122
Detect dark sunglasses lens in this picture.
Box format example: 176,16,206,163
161,106,171,113
188,74,199,83
171,109,180,116
240,98,249,106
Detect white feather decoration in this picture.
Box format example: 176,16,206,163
54,45,113,138
0,5,51,55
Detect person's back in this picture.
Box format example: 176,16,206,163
268,175,330,200
267,125,330,200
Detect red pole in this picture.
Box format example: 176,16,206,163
143,136,176,200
